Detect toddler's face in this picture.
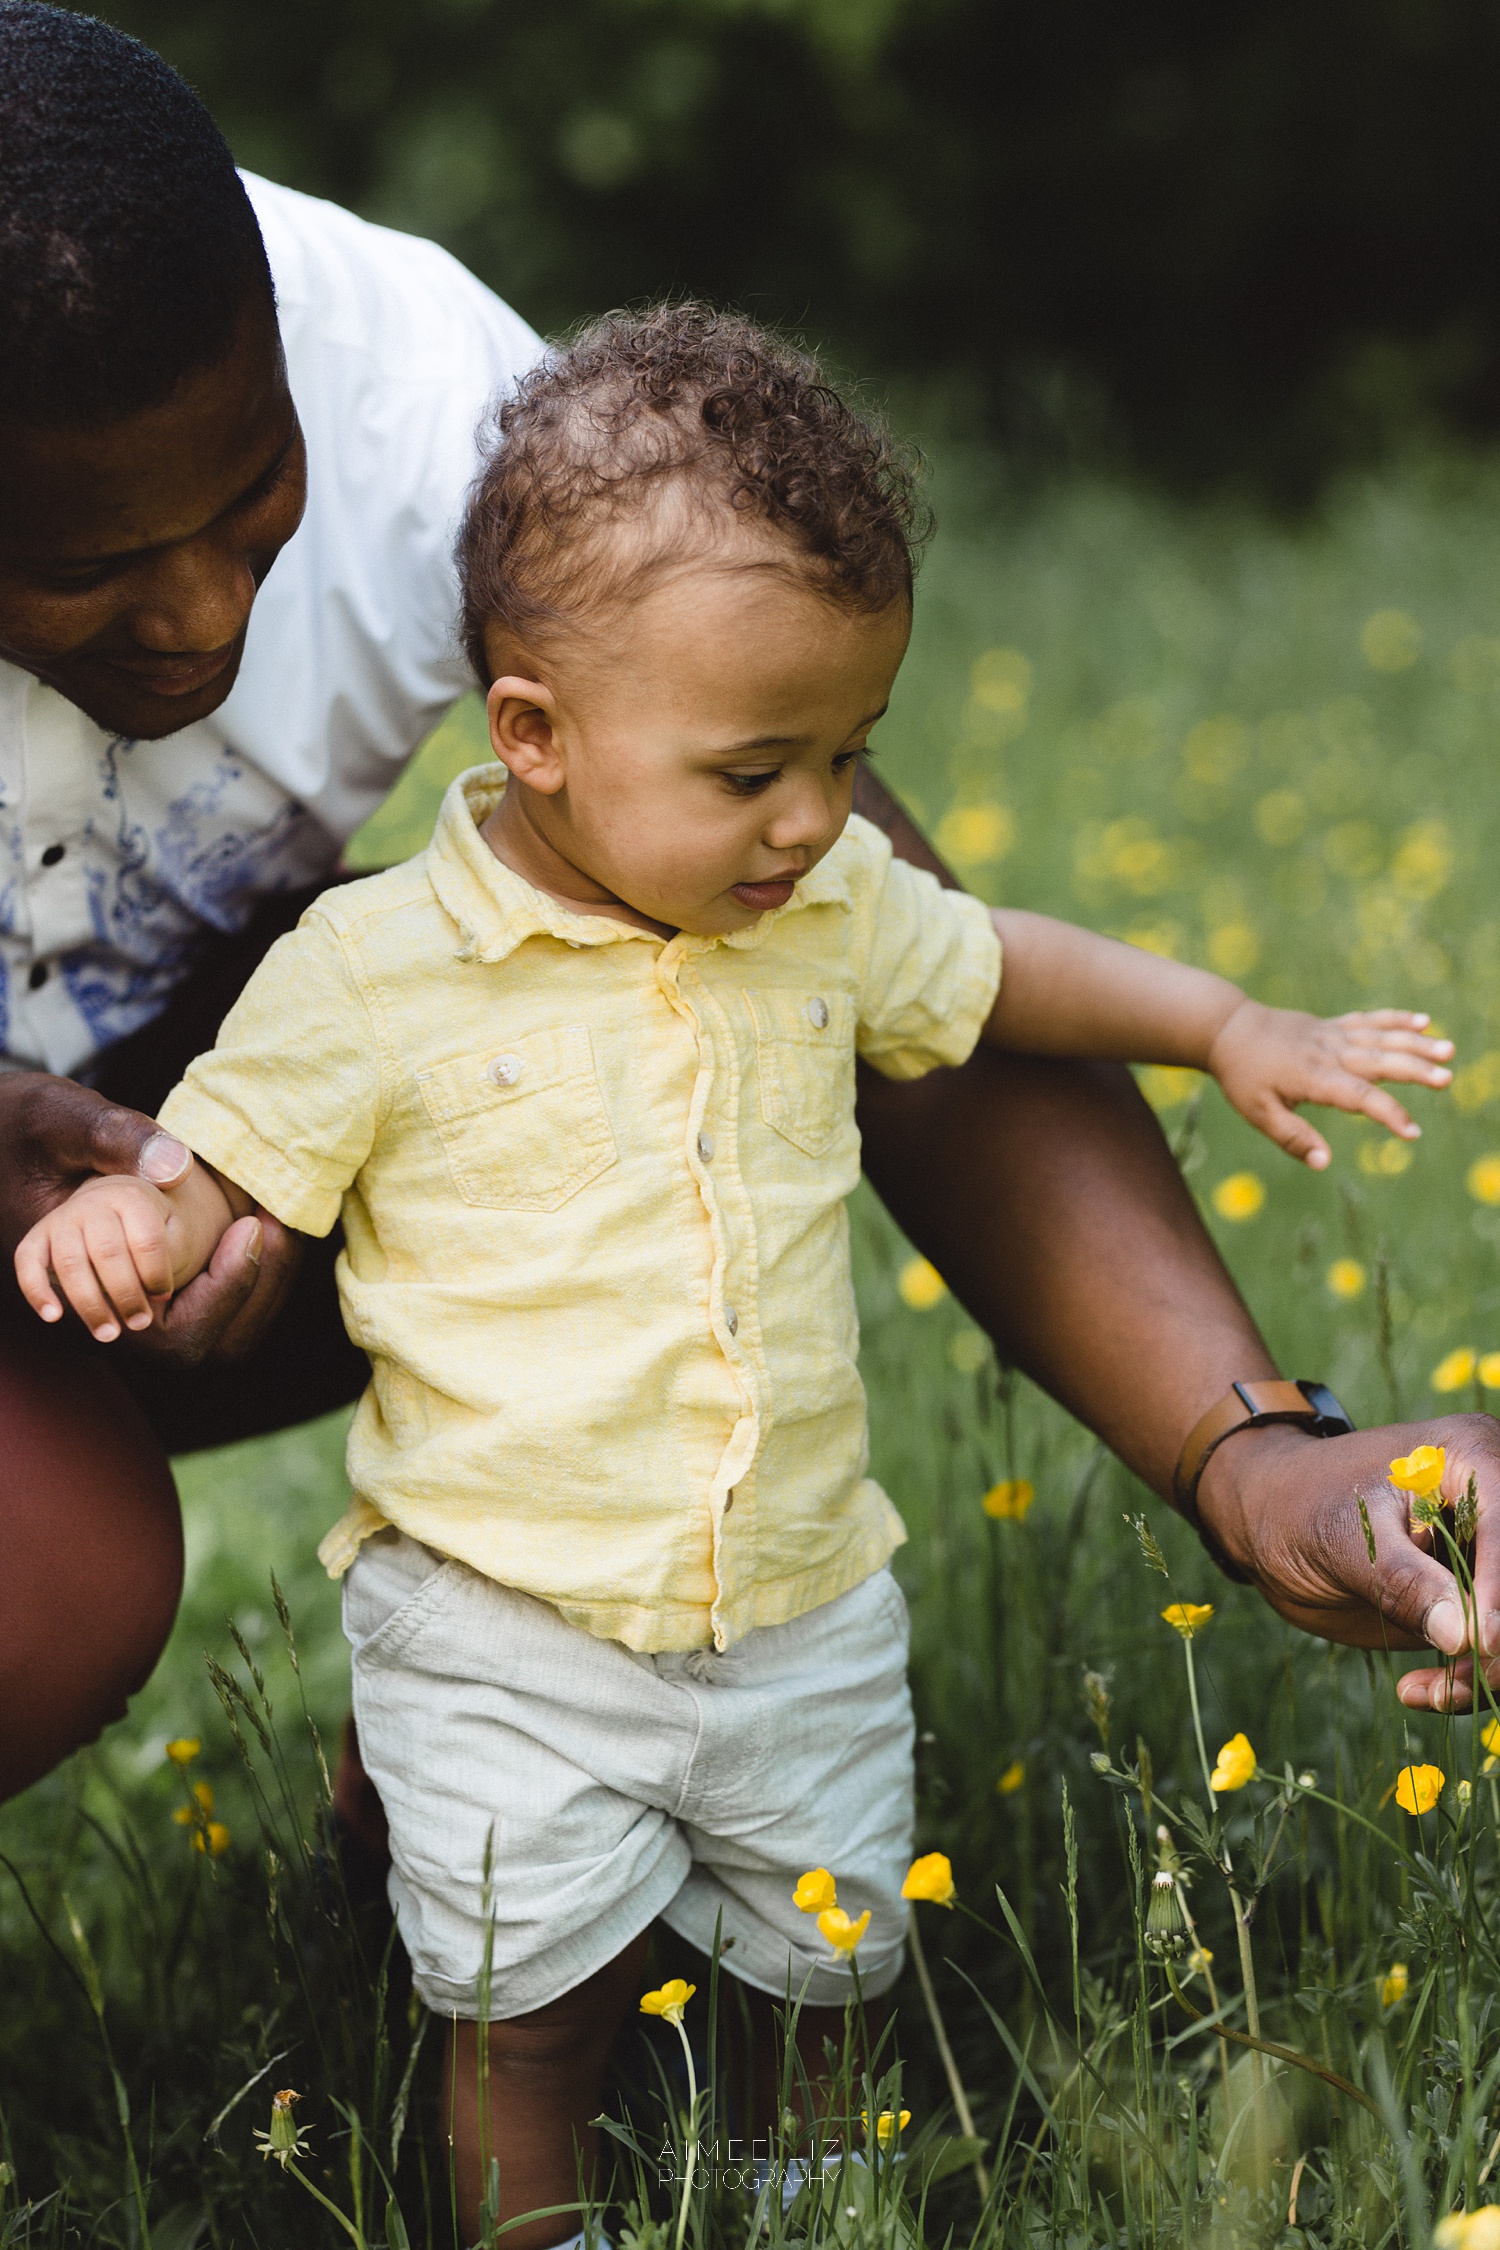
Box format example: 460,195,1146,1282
480,546,910,936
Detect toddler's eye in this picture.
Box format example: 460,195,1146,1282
723,769,779,797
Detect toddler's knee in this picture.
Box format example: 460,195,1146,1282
472,1936,649,2082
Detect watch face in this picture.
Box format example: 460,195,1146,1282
1298,1380,1355,1433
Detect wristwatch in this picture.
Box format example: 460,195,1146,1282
1173,1378,1355,1582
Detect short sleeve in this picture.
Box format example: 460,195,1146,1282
157,910,381,1236
851,835,1002,1082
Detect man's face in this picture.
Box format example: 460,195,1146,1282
0,293,306,741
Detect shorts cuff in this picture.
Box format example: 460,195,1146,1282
399,1840,692,2019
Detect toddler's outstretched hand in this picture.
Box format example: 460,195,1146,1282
1207,1002,1453,1170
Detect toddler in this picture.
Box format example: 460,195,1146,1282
16,306,1451,2244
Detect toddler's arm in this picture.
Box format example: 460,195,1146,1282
14,1157,254,1342
982,907,1453,1170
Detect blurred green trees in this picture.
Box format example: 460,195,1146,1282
75,0,1500,487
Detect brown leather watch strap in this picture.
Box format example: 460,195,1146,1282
1173,1378,1355,1582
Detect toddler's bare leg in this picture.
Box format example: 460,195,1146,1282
737,1986,892,2146
446,1933,650,2250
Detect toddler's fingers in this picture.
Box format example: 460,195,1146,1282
118,1202,176,1301
1325,1073,1420,1140
14,1229,63,1323
47,1223,129,1341
1250,1092,1332,1170
85,1213,160,1331
1337,1039,1453,1089
1333,1008,1436,1032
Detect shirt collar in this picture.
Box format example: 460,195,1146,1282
425,765,854,967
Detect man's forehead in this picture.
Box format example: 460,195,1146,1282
0,302,295,563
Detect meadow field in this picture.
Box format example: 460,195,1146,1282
8,441,1500,2246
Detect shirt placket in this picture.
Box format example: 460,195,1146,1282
656,937,764,1649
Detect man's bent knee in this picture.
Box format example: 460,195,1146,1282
0,1327,182,1799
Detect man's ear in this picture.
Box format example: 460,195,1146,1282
487,676,564,794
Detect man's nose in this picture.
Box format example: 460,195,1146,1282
122,534,257,654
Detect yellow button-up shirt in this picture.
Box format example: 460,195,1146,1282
160,768,1001,1650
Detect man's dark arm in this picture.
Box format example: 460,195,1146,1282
853,765,1497,1690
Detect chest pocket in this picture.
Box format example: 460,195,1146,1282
417,1026,618,1211
748,988,857,1157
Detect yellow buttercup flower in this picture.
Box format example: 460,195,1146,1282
898,1256,947,1311
1482,1719,1500,1756
902,1852,956,1905
1432,1349,1477,1394
194,1822,231,1858
1212,1172,1265,1222
1394,1763,1444,1815
1469,1155,1500,1207
1380,1961,1409,2008
173,1780,214,1824
1481,1354,1500,1390
1161,1602,1214,1640
1435,2210,1500,2250
1327,1258,1366,1300
793,1868,837,1914
640,1979,696,2026
164,1737,201,1767
982,1480,1034,1522
1389,1445,1446,1497
862,2109,912,2146
996,1759,1025,1796
817,1906,871,1954
1209,1733,1256,1792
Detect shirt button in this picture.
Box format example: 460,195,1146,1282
40,843,65,867
806,996,830,1029
488,1054,523,1087
696,1131,714,1163
724,1306,739,1336
28,961,48,991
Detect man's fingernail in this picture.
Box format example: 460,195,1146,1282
1483,1611,1500,1656
1428,1598,1466,1654
245,1220,262,1269
139,1131,190,1184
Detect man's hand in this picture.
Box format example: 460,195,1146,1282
0,1069,299,1363
1198,1413,1500,1705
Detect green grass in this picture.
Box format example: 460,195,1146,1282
9,441,1500,2245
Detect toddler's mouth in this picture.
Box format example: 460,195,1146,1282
730,876,798,911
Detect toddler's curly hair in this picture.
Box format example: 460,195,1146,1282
458,301,928,682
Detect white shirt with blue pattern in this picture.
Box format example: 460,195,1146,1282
0,174,541,1078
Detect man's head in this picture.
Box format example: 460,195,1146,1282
458,303,926,935
0,3,305,739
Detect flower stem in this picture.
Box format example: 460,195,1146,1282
907,1910,990,2199
286,2160,367,2247
672,2018,699,2250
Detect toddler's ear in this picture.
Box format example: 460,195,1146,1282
487,676,564,794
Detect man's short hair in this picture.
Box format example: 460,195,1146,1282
0,1,274,426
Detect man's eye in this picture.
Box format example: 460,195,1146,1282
724,770,779,796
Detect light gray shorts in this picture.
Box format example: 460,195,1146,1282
343,1533,915,2018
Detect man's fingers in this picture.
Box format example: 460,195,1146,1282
137,1129,192,1185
